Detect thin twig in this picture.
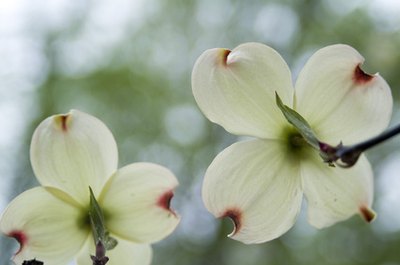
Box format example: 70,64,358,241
320,123,400,167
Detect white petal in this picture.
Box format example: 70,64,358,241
202,139,303,244
99,163,180,243
75,235,152,265
30,110,118,204
0,187,88,265
192,42,294,139
294,44,392,144
301,153,374,228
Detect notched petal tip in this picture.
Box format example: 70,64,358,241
8,230,27,255
217,49,231,67
221,208,242,237
353,64,375,85
157,190,177,216
359,205,376,223
53,113,71,132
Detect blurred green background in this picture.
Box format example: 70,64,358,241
1,0,400,264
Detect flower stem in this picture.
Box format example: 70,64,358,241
91,241,109,265
342,123,400,154
320,123,400,167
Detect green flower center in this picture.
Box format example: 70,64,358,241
77,207,111,231
283,127,314,159
289,132,307,149
77,207,93,231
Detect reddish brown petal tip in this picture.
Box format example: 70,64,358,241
8,230,27,255
54,114,71,132
157,190,176,215
359,206,376,223
221,208,242,236
353,64,374,85
218,49,231,67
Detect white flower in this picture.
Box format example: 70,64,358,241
0,110,180,264
191,43,393,244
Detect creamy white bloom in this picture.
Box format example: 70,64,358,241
192,43,392,244
0,110,180,264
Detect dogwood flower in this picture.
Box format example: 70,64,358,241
0,110,180,264
192,43,392,244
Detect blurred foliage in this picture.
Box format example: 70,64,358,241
1,0,400,264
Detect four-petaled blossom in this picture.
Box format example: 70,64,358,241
191,43,392,244
0,110,180,264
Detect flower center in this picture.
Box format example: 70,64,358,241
289,133,307,148
283,127,313,159
78,208,93,231
78,207,110,229
77,206,112,238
